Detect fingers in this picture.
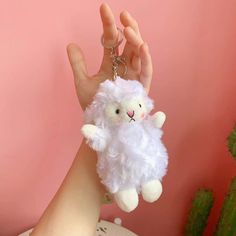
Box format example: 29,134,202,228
140,43,153,92
120,10,141,37
123,26,143,73
120,11,143,60
100,3,118,52
67,43,88,83
124,26,143,57
131,55,141,72
120,11,152,91
99,3,120,74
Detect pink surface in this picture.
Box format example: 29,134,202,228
1,0,236,235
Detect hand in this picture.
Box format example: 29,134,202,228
67,3,153,110
31,5,154,236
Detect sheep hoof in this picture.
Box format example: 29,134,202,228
141,179,163,202
153,111,166,128
81,124,97,139
114,188,138,212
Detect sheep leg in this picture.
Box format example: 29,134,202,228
81,124,98,139
141,179,163,202
81,124,107,151
114,188,139,212
151,111,166,128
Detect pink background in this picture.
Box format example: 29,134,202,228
1,0,236,235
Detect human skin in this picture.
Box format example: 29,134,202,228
31,3,153,236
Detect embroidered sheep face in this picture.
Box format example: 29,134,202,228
85,77,154,127
105,97,147,124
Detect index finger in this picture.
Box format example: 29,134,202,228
100,3,118,48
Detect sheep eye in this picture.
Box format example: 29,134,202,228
139,104,142,108
115,109,120,114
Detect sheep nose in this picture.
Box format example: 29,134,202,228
127,110,134,118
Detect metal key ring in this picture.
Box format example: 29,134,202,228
101,27,123,49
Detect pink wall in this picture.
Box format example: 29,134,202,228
1,0,236,235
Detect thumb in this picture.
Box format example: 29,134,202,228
67,43,88,83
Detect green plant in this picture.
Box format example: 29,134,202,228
185,189,214,236
184,126,236,235
214,177,236,236
227,126,236,159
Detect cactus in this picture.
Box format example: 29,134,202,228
185,189,214,236
227,126,236,159
214,177,236,236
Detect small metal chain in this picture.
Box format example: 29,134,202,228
101,27,128,80
110,47,127,80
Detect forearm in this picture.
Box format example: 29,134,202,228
31,139,105,236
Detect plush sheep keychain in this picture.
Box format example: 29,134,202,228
81,76,168,212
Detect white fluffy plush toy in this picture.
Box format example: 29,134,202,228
81,77,168,212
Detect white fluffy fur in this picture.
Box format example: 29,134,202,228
83,77,168,194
